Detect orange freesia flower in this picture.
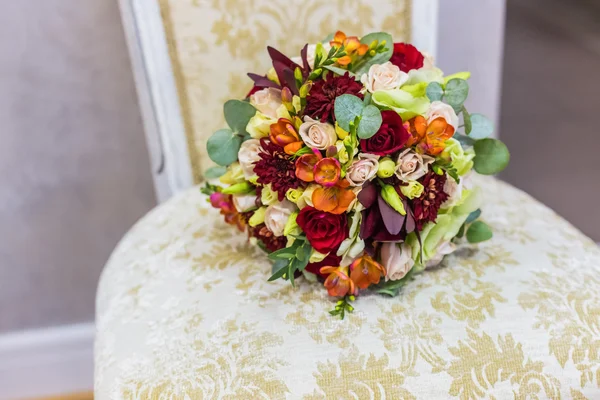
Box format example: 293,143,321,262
320,266,357,297
312,178,356,214
405,115,455,155
349,253,386,289
330,31,369,66
270,118,303,155
314,158,341,187
295,150,322,182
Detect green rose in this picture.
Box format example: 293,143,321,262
400,181,424,199
372,89,430,121
377,157,396,178
442,138,475,176
219,162,245,185
284,211,301,236
286,187,304,204
261,184,278,206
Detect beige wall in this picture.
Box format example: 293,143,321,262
0,0,155,332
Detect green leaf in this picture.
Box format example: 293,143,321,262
334,94,364,131
426,82,444,102
444,78,469,112
223,100,256,135
323,65,355,77
455,133,475,148
473,138,510,175
469,113,494,139
268,259,289,281
456,223,465,239
374,268,415,296
462,106,472,134
204,166,227,179
357,105,382,139
465,209,482,224
321,32,334,44
206,128,242,166
354,32,393,76
466,221,493,243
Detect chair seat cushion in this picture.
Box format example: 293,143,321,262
94,176,600,399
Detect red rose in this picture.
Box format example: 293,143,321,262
297,207,349,253
360,110,410,156
390,43,424,73
305,253,342,279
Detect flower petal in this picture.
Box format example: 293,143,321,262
295,153,320,182
314,158,341,187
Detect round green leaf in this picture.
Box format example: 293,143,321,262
224,100,256,135
473,138,510,175
334,94,364,131
206,128,242,166
426,82,444,102
466,221,493,243
469,113,494,139
204,166,227,179
354,32,393,76
357,104,382,139
444,78,469,112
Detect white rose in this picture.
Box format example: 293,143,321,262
264,200,296,237
381,242,414,281
422,51,435,69
346,153,380,186
442,175,463,208
395,149,433,182
250,88,282,119
361,61,408,92
237,139,262,179
426,101,459,131
233,194,257,213
425,241,456,269
299,117,337,150
291,43,332,68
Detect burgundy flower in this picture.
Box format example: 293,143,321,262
254,138,303,201
296,207,349,253
304,73,363,122
390,43,424,73
360,110,410,156
249,223,287,252
305,253,342,279
360,195,408,242
412,172,449,230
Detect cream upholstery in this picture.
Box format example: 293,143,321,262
95,176,600,398
158,0,412,181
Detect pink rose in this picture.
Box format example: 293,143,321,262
380,242,414,281
250,88,282,119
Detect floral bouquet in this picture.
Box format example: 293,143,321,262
204,31,510,318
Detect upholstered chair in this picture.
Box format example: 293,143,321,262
95,1,600,398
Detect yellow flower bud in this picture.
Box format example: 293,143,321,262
221,181,253,195
335,122,349,139
377,157,396,178
286,187,304,204
261,184,278,206
335,141,349,164
219,162,245,185
381,184,406,215
292,95,302,113
309,250,328,263
266,67,280,85
400,181,424,199
248,206,267,227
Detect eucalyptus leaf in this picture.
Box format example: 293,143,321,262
334,94,364,131
206,128,242,166
204,166,227,179
426,82,444,102
357,105,382,139
321,32,334,44
465,209,482,224
323,65,355,77
473,138,510,175
455,133,475,148
462,106,472,134
466,221,493,243
223,100,256,135
469,113,494,139
354,32,393,76
444,78,469,112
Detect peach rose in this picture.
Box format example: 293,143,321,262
250,88,282,119
264,200,296,237
346,153,380,186
361,61,409,92
299,117,337,150
395,148,433,182
425,241,456,269
233,194,257,213
237,139,262,179
426,101,459,130
381,242,414,281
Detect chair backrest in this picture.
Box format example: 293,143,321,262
120,0,439,202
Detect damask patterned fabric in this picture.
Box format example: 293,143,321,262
95,176,600,399
158,0,412,180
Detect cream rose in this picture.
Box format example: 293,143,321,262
426,101,459,130
346,154,380,186
237,139,262,179
442,175,463,208
250,88,282,119
422,51,435,69
361,61,408,92
264,200,296,237
381,242,414,281
425,241,457,269
395,149,433,182
291,43,332,68
233,194,257,213
299,117,337,150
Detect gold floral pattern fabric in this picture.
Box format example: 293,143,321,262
95,176,600,399
158,0,412,180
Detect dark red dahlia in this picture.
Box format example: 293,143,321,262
254,138,303,201
249,223,287,252
412,172,449,230
304,72,363,122
390,43,424,73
